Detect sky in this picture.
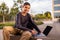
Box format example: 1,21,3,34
0,0,52,15
28,0,52,14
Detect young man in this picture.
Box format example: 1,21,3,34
3,2,41,40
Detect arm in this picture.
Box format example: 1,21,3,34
28,14,41,33
14,13,31,32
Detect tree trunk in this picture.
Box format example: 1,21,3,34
3,15,5,24
14,16,15,21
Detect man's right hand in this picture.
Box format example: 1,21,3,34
31,30,36,34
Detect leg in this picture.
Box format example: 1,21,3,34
3,26,15,40
20,31,32,40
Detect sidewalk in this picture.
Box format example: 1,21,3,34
37,23,60,40
0,29,3,40
0,22,60,40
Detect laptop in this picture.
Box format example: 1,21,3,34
32,26,53,40
43,26,53,36
35,26,53,38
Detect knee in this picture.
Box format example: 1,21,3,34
3,27,9,31
23,31,32,37
3,27,8,31
3,26,13,32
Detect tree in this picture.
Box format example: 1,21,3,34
10,0,28,21
44,11,52,19
35,14,46,20
0,2,9,23
9,1,19,21
17,0,23,4
14,0,28,10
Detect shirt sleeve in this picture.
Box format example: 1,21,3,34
14,13,31,32
28,14,41,33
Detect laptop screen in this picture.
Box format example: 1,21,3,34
43,26,53,36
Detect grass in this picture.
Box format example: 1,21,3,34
0,21,15,29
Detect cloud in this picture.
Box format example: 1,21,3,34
4,0,14,8
0,0,3,5
0,0,52,14
28,0,52,14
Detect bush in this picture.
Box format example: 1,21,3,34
4,22,15,26
0,26,3,29
0,22,15,29
0,23,4,26
0,24,4,29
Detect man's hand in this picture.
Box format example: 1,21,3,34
31,30,36,34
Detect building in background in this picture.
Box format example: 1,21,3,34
52,0,60,20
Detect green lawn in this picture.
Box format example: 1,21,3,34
0,21,15,29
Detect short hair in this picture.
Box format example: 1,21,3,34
23,2,30,6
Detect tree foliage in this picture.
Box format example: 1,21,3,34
44,11,52,19
0,2,9,23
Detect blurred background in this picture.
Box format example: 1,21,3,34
0,0,53,28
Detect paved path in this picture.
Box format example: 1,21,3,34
37,23,60,40
0,29,3,40
0,22,60,40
